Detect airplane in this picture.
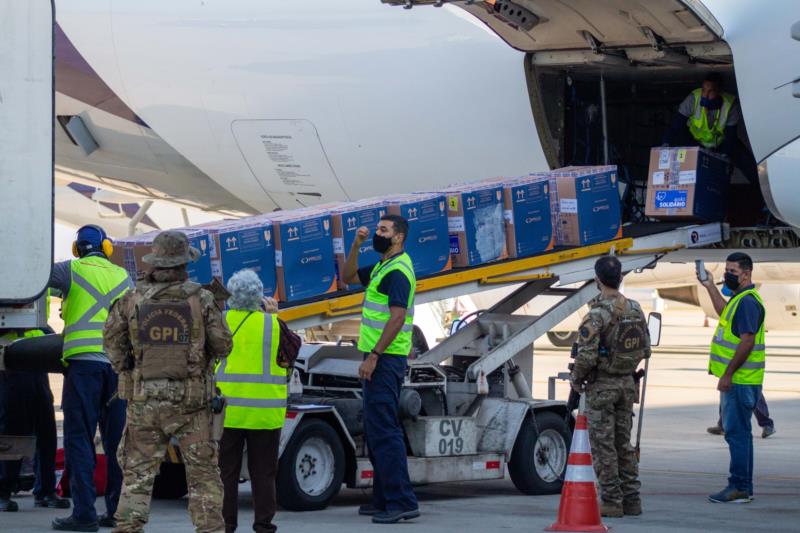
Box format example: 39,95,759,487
52,1,800,330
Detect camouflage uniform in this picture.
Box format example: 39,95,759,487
104,231,233,533
571,293,650,515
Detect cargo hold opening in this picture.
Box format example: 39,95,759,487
526,57,772,229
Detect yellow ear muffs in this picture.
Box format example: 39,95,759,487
72,241,80,258
102,239,114,258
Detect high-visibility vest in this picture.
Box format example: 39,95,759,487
687,88,736,149
61,256,131,361
357,252,416,356
216,310,287,430
709,288,766,385
0,329,45,344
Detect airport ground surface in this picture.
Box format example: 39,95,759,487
3,304,798,532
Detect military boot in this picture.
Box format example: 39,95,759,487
623,498,642,516
600,501,624,518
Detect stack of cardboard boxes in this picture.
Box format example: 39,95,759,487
111,165,627,303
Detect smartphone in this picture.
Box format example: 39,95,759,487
695,260,707,282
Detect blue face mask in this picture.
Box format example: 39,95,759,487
700,96,723,110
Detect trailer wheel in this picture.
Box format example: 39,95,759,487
509,411,571,495
277,418,345,511
152,462,188,500
547,331,579,347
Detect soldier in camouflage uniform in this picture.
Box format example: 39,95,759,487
570,256,650,518
103,231,233,533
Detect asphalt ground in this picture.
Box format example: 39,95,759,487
2,305,798,532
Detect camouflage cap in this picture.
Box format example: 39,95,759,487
142,230,200,267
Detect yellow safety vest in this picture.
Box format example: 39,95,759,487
0,329,45,343
357,252,416,356
708,288,766,385
61,256,131,362
216,311,287,430
687,88,736,149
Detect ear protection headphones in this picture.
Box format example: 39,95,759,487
72,224,114,258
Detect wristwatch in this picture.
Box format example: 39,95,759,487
370,349,382,358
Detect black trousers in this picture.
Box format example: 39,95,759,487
0,370,59,499
219,427,281,533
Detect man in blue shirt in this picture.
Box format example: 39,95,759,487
706,284,775,438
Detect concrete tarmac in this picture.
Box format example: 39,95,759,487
2,307,798,532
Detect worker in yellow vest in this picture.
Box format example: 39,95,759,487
49,225,132,531
663,73,758,186
216,269,298,533
697,252,765,504
342,214,419,525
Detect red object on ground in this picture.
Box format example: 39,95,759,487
545,414,608,533
55,448,108,498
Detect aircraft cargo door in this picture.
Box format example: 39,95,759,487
0,1,54,302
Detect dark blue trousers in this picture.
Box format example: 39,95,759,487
0,370,59,498
61,361,126,522
362,354,418,512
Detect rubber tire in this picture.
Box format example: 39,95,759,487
508,411,572,495
547,331,579,347
277,418,345,511
152,462,188,500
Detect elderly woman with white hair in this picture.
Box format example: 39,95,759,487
215,269,289,533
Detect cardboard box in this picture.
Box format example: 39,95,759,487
440,184,508,267
502,177,554,258
114,228,214,284
205,218,278,298
644,147,729,221
331,200,387,289
385,193,451,277
545,166,622,247
271,209,337,302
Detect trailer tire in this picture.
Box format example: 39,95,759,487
547,331,579,347
277,418,345,511
152,462,188,500
509,411,571,495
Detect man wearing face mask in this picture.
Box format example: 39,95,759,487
663,73,758,185
341,215,419,525
698,252,765,504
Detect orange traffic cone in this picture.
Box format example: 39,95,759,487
546,412,608,532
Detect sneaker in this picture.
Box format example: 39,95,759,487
707,425,724,436
358,504,382,516
762,426,776,439
600,502,624,517
623,499,642,516
98,514,116,528
0,496,19,512
371,508,420,524
35,494,71,509
708,487,752,504
51,516,100,532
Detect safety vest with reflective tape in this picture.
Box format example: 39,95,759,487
687,88,736,149
62,256,131,361
709,288,766,385
216,310,287,430
357,252,416,356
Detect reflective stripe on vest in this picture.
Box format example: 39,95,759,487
357,252,416,356
708,288,766,385
687,89,735,149
216,310,287,430
62,256,131,360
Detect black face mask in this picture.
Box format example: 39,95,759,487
373,233,393,254
724,272,741,291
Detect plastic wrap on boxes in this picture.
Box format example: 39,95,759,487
438,183,507,267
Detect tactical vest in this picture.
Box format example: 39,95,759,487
127,281,207,400
597,295,650,375
687,88,736,149
357,252,416,356
62,256,131,361
709,288,766,385
216,310,287,430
